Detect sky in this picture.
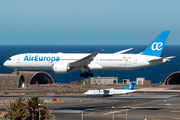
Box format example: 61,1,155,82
0,0,180,45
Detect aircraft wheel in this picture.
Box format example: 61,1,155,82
89,73,94,77
84,73,89,78
80,73,84,77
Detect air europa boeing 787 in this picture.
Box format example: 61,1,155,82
4,30,174,78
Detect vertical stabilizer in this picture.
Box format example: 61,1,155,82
140,30,170,57
122,81,136,90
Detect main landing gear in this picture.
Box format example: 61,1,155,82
79,72,94,78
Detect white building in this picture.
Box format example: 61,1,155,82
85,76,118,85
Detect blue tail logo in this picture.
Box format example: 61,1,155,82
122,81,136,90
151,42,163,51
140,30,170,57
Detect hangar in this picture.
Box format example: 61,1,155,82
15,71,54,85
0,71,54,88
0,74,25,88
164,71,180,85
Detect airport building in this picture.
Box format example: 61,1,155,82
123,79,131,84
0,71,54,88
122,78,151,86
84,76,118,85
164,71,180,85
0,70,180,88
136,77,151,86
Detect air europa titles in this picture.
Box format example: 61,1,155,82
24,55,60,63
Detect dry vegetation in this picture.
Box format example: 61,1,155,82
0,83,129,95
0,82,172,95
172,87,180,90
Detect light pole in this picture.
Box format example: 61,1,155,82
81,111,83,120
38,104,41,120
124,106,129,120
145,112,147,120
112,106,115,120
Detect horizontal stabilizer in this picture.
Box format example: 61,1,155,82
165,56,176,59
148,56,175,62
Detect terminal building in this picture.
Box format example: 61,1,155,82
84,76,118,85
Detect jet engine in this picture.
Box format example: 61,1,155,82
52,62,70,74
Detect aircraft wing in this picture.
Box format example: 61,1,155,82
69,50,103,68
113,48,133,54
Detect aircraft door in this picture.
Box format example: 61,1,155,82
103,90,110,95
125,57,131,66
16,57,21,64
133,57,137,64
94,56,99,64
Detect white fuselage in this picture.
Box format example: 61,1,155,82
3,53,168,72
84,89,136,96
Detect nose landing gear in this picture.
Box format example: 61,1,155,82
14,69,19,75
80,72,94,78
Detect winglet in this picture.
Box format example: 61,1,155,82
122,81,136,90
92,49,103,56
140,30,170,57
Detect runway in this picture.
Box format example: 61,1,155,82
46,94,180,120
0,93,179,120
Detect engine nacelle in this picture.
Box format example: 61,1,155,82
52,62,70,74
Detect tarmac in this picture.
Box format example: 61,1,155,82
49,93,180,120
0,87,180,119
0,93,179,120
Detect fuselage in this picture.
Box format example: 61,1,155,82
84,89,136,96
3,52,168,72
84,81,137,96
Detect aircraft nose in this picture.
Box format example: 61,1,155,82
3,61,7,67
3,61,10,67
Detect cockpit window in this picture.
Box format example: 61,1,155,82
8,58,11,61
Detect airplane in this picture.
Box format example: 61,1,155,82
84,81,136,96
3,30,174,78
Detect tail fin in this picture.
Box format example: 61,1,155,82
140,30,170,57
122,81,136,90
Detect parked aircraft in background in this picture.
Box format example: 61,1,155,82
84,81,136,96
4,30,174,78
